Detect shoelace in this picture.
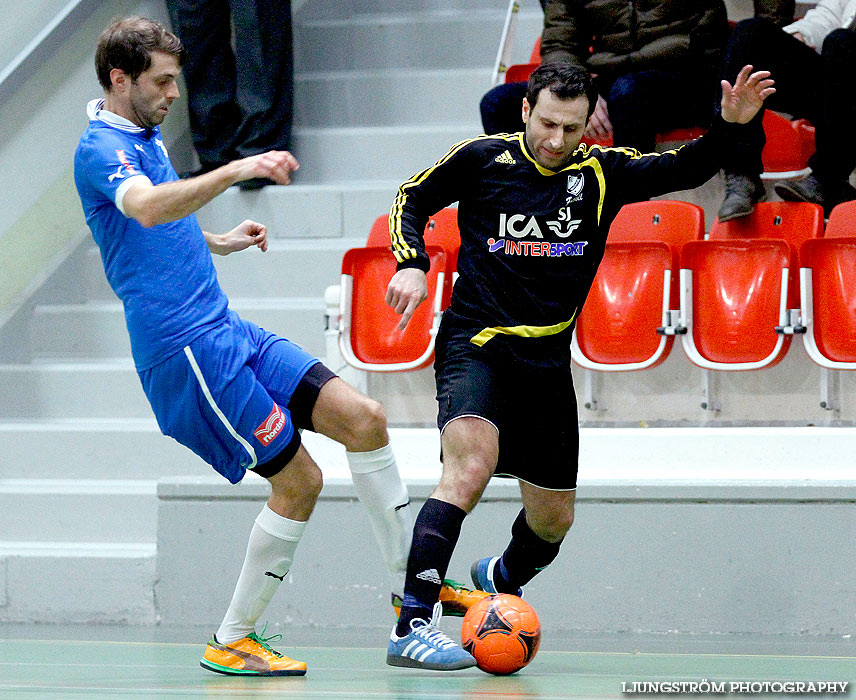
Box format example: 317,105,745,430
248,623,283,657
409,602,457,649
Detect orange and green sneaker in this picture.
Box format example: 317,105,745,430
391,578,490,618
200,630,307,676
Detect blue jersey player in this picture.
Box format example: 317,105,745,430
73,16,478,676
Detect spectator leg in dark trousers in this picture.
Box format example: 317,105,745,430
597,69,717,153
166,0,294,182
782,28,856,210
719,18,823,218
166,0,241,169
230,0,294,158
480,81,528,135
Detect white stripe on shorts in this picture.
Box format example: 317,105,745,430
183,346,258,470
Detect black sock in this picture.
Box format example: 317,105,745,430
495,508,562,593
395,498,467,637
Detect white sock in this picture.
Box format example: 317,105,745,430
216,505,307,644
347,444,411,595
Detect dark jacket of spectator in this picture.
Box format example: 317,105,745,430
540,0,729,77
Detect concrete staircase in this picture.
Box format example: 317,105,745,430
0,0,543,623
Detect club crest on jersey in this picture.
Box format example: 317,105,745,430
567,173,584,197
254,403,287,446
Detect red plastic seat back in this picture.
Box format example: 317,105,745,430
609,201,704,246
422,208,461,271
824,200,856,238
530,36,541,63
574,201,703,367
608,200,705,307
800,202,856,363
761,111,815,174
575,241,672,366
683,240,791,365
709,201,823,306
367,209,460,308
365,214,392,247
505,62,538,84
341,246,446,368
368,209,459,258
801,237,856,363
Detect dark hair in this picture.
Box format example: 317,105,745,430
95,16,186,90
525,62,598,120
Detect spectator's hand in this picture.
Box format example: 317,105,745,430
208,220,268,255
791,32,816,50
385,268,428,330
233,150,300,185
584,95,612,140
720,65,775,124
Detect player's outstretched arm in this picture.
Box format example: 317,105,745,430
385,268,428,331
720,65,775,124
122,151,300,228
205,220,268,256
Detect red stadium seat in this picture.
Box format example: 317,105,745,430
529,36,541,63
337,245,447,372
571,201,704,370
760,111,815,180
367,208,460,307
679,201,824,370
800,200,856,369
504,62,539,85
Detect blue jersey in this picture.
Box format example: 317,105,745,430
74,99,229,370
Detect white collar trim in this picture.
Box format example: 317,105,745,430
86,98,146,133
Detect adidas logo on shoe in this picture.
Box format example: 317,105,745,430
416,568,442,585
495,150,516,165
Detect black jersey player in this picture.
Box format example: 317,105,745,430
383,62,774,670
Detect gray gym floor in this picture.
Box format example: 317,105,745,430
1,623,853,699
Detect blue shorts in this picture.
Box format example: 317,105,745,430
139,311,321,484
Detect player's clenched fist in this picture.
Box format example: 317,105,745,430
235,150,300,186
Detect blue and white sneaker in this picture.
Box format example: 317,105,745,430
470,556,523,597
386,602,477,670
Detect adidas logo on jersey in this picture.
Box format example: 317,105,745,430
416,568,442,585
495,150,516,165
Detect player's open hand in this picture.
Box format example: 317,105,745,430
385,268,428,330
235,150,300,186
720,65,775,124
212,219,268,255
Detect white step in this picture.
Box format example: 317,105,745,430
213,239,362,298
295,6,542,72
0,541,156,623
0,479,157,542
29,298,327,361
295,67,492,127
0,361,151,419
84,237,370,302
0,419,212,480
292,124,481,182
193,181,400,239
300,0,516,20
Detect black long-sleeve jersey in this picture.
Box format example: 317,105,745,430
390,116,743,368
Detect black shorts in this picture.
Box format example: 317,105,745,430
251,362,337,479
435,336,579,490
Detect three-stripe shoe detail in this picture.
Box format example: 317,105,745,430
401,626,454,663
387,602,477,670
